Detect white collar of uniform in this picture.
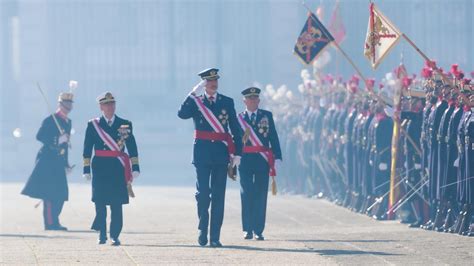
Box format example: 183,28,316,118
246,108,258,117
103,114,116,125
204,91,217,102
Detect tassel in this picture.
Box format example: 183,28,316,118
271,176,277,195
127,183,135,198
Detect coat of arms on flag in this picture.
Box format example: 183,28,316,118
294,12,335,65
364,3,401,69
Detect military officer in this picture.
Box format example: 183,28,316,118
83,92,140,246
237,87,282,241
178,68,243,247
463,93,474,236
22,92,74,231
369,100,393,220
457,91,474,235
424,82,448,230
432,87,457,230
402,89,427,227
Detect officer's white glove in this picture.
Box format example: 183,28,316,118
453,158,459,167
414,163,421,170
58,134,69,144
66,165,74,176
378,163,388,171
275,159,282,168
83,173,91,181
132,171,140,179
190,80,207,96
232,155,241,168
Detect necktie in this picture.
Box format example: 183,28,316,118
250,113,256,125
108,120,113,126
209,96,215,105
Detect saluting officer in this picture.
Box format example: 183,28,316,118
22,91,74,231
83,92,140,246
237,87,282,241
178,68,243,247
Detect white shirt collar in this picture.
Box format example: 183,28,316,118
204,91,217,102
246,109,258,117
103,114,116,125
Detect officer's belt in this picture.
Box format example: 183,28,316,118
242,146,276,176
94,150,133,184
194,130,235,155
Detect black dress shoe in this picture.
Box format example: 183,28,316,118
255,234,265,241
56,225,68,231
45,224,68,231
467,228,474,237
209,240,223,247
111,238,121,246
198,231,208,246
98,238,107,244
244,231,253,240
408,221,423,228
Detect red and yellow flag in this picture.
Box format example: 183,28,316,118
364,3,401,69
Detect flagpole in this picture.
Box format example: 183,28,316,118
401,34,431,64
331,42,370,88
402,32,451,86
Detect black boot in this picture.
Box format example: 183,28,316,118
373,197,387,220
441,208,454,232
447,208,464,233
433,205,447,232
421,201,438,230
362,196,372,215
458,205,471,235
343,190,351,208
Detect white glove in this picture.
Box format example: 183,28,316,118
190,80,207,96
232,155,241,168
379,163,388,171
414,163,421,170
58,134,69,144
132,171,140,179
275,159,282,168
66,166,73,176
83,173,91,181
453,158,459,167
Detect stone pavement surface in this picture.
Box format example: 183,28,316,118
1,183,473,265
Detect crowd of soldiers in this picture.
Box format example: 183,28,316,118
264,62,474,237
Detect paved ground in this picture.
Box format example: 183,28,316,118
1,183,473,265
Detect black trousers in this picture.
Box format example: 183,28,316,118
43,199,64,227
91,203,123,239
239,168,269,235
195,163,228,241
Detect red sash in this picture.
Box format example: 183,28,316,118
238,113,276,176
190,94,235,155
94,150,133,184
194,130,235,154
92,118,133,184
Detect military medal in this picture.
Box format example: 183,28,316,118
117,125,130,150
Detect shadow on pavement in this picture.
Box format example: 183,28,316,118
122,243,401,256
286,239,398,243
0,233,79,239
